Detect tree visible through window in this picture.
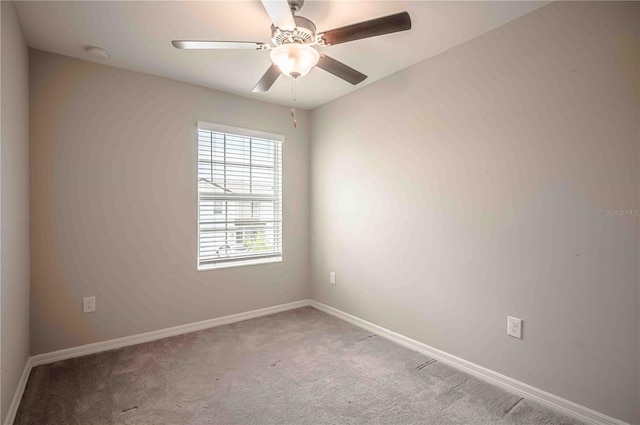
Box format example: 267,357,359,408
197,122,283,269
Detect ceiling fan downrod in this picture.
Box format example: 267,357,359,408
288,0,304,14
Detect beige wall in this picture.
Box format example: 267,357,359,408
23,2,640,422
310,2,639,423
1,1,30,422
29,50,310,355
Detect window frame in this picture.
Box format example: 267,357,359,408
196,121,284,271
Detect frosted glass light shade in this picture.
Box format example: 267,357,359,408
270,44,320,78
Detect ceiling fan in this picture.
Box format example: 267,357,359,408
172,0,412,93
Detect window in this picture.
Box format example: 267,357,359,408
197,122,283,270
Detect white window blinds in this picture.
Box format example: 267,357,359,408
197,122,283,270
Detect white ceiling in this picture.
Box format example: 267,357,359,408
15,1,549,110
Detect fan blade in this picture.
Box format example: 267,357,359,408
261,0,296,31
172,40,267,50
316,55,367,85
318,12,411,46
253,64,282,92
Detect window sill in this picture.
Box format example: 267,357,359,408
198,256,282,271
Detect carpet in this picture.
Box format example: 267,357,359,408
15,307,582,424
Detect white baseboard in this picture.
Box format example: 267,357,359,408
9,298,625,425
31,299,311,367
7,299,308,424
3,357,33,425
309,300,627,425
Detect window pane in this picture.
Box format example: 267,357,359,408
197,126,282,269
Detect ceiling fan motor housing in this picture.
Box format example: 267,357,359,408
271,16,316,46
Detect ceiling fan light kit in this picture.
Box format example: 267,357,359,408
270,44,319,78
172,0,411,124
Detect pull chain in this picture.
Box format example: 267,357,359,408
291,76,297,128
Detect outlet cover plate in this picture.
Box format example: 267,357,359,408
330,272,336,285
83,296,96,313
507,316,522,339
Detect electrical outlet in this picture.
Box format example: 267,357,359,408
83,296,96,313
507,316,522,339
330,272,336,285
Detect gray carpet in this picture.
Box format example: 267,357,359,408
15,307,583,425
